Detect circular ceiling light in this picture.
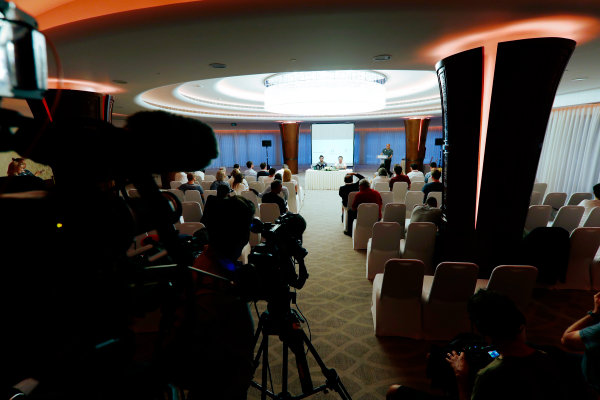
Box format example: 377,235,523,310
263,70,386,116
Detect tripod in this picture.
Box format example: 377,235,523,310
251,308,352,400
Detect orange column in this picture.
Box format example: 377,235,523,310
403,118,430,172
279,122,300,174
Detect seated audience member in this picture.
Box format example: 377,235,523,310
263,167,277,185
276,163,289,177
389,164,411,190
422,169,443,202
262,180,288,214
372,167,390,186
178,173,205,204
282,168,298,194
230,170,249,195
345,179,382,236
256,174,289,201
210,169,231,191
410,197,442,227
228,168,248,188
387,290,569,400
334,156,347,170
256,162,270,179
407,163,425,182
425,161,438,183
314,155,327,170
579,183,600,222
243,161,257,180
561,291,600,394
339,172,365,228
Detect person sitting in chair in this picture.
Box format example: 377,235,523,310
314,155,327,170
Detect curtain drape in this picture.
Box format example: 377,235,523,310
536,104,600,196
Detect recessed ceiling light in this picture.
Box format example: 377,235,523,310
572,77,588,81
112,79,128,84
290,58,297,62
373,54,392,61
209,63,227,69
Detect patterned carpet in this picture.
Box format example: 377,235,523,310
247,189,595,400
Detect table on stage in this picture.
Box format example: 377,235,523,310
305,169,351,190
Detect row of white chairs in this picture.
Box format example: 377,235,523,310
371,260,538,339
525,205,600,234
530,189,592,210
372,180,425,195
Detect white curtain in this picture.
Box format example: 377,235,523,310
536,104,600,196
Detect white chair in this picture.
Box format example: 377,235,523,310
238,242,252,264
405,191,424,219
532,182,547,200
240,191,260,215
410,181,425,191
550,205,585,234
426,191,442,207
283,181,299,213
343,191,359,230
379,191,394,213
259,202,281,223
475,265,538,310
524,205,552,233
583,207,600,227
168,189,185,203
249,181,265,193
182,201,203,222
374,182,389,192
200,181,214,191
176,222,205,236
371,259,425,338
352,203,379,250
383,203,406,238
258,176,270,183
422,262,479,341
530,191,543,206
400,222,437,275
556,227,600,291
170,181,183,189
543,192,567,218
392,181,408,203
568,192,593,206
203,175,216,182
127,188,140,198
203,190,217,202
366,222,403,280
184,190,203,205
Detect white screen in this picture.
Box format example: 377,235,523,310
311,123,354,166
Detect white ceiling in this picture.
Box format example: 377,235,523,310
7,0,600,123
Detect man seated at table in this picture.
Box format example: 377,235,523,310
334,156,347,170
345,179,382,236
314,155,327,170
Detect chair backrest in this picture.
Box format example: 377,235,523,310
524,205,552,232
567,227,600,289
374,182,389,192
182,201,203,222
410,181,425,191
127,188,140,198
551,205,585,233
240,190,259,213
403,222,437,273
259,202,281,223
383,203,406,227
532,182,547,199
428,262,479,302
356,203,379,228
568,192,593,206
170,181,183,189
282,181,296,194
543,192,567,210
530,191,542,206
426,191,442,208
249,181,265,193
371,222,403,251
184,190,203,204
258,176,269,183
583,207,600,227
200,181,214,191
203,175,216,182
405,191,424,218
380,191,394,210
392,181,408,203
168,189,185,203
486,265,538,307
381,259,425,299
203,190,217,201
347,191,358,209
176,222,205,236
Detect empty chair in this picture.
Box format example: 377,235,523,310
550,205,585,234
583,207,600,227
371,259,425,338
184,190,203,204
176,222,205,236
392,181,408,203
543,192,567,218
524,205,552,233
422,262,479,340
556,227,600,291
240,190,260,215
200,181,214,191
475,265,538,309
530,191,542,206
352,203,379,250
383,203,406,238
203,190,217,201
259,202,281,223
203,175,216,182
410,181,425,192
249,181,265,193
366,222,403,280
282,181,299,213
405,191,424,219
170,181,183,189
400,222,437,274
380,191,394,212
532,182,547,200
374,182,389,192
567,192,593,206
168,189,185,203
182,201,203,222
426,191,442,207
